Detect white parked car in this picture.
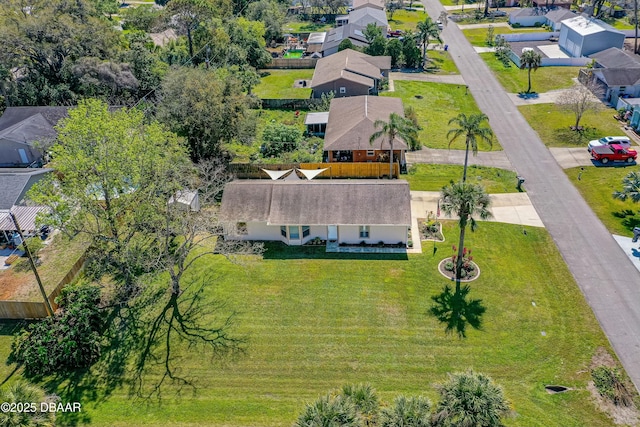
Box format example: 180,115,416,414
587,136,631,152
436,20,444,30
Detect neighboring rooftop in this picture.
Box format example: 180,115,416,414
562,15,622,36
0,168,52,210
322,24,369,52
323,95,406,151
311,49,390,88
590,47,640,69
545,7,577,23
352,0,385,10
219,180,411,226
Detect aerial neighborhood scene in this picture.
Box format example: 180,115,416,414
3,0,640,424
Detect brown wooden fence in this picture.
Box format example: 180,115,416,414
260,98,322,110
228,162,399,179
0,254,86,319
264,58,318,69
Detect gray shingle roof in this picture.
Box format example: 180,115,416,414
590,47,640,69
510,7,548,18
0,107,68,131
594,67,640,86
220,179,411,226
0,169,52,210
322,24,369,52
348,6,388,28
323,96,407,151
544,8,577,23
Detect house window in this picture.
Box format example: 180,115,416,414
359,226,370,238
289,226,300,239
339,87,346,94
302,226,310,238
281,226,287,238
367,150,375,157
236,222,248,235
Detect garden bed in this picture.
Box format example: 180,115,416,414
418,218,444,241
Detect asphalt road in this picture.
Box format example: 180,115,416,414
425,1,640,391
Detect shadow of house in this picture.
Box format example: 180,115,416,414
0,107,68,168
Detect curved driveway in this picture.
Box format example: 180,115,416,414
426,0,640,391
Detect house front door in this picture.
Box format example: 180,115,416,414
328,225,337,242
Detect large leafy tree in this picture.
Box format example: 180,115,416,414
0,0,121,105
417,17,441,68
246,0,286,44
440,181,492,288
157,67,257,162
29,99,189,288
402,31,422,68
614,171,640,203
370,112,419,179
520,50,542,94
447,113,493,182
434,371,510,427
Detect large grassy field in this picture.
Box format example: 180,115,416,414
253,70,314,99
388,9,428,32
518,103,624,147
382,81,500,151
480,53,581,94
25,222,621,426
463,27,549,46
406,164,519,192
566,165,640,235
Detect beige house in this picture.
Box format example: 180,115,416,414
311,49,390,99
323,95,407,165
220,180,411,246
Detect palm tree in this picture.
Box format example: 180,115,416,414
417,17,441,68
613,171,640,203
0,381,55,427
430,284,486,338
341,384,379,426
379,395,432,427
295,394,360,427
370,112,418,179
440,182,492,289
447,113,493,183
520,50,542,94
433,371,510,427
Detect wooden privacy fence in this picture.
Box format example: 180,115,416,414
264,58,318,69
260,98,322,110
229,163,399,179
0,254,86,319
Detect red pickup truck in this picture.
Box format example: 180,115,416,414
591,144,637,164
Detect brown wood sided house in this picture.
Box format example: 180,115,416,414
322,95,407,167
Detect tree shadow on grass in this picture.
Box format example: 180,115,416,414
429,284,486,338
553,126,599,146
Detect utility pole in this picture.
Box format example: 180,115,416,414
8,212,54,316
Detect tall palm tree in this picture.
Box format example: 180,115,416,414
417,17,441,68
520,50,542,94
447,113,493,183
379,395,432,427
613,171,640,203
370,112,418,179
440,182,492,289
434,371,510,427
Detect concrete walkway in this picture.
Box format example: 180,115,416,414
406,147,514,170
423,0,640,392
389,71,466,85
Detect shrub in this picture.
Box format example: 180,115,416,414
512,22,521,28
591,366,634,407
9,282,104,378
261,123,303,157
444,261,455,271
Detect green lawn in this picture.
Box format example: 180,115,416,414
31,222,621,426
518,104,624,147
382,81,500,151
406,164,518,192
566,165,640,235
448,10,509,24
388,9,428,32
480,53,581,94
463,26,549,46
254,70,314,99
425,49,459,74
598,16,634,29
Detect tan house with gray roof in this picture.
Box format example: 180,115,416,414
323,95,407,165
311,49,390,98
219,180,411,246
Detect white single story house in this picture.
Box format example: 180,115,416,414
219,180,411,246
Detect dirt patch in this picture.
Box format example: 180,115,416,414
588,347,640,426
